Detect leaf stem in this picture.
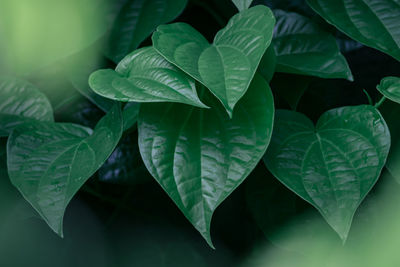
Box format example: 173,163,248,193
374,96,386,109
363,89,373,106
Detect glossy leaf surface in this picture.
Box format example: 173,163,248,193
138,74,274,247
307,0,400,61
232,0,253,11
90,47,207,108
264,105,390,241
106,0,187,63
152,5,275,116
0,77,53,136
273,10,353,80
7,105,123,236
377,76,400,104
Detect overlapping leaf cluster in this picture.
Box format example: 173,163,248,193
1,0,400,252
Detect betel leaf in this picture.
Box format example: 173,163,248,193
106,0,188,63
273,10,353,80
307,0,400,61
7,104,123,236
264,105,390,241
89,47,207,108
231,0,253,11
152,5,275,117
0,77,53,137
377,76,400,104
138,74,274,248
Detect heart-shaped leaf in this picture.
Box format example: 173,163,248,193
138,74,274,247
152,5,275,117
377,76,400,104
89,47,207,108
264,105,390,241
7,104,123,236
273,10,353,80
231,0,253,11
106,0,188,63
307,0,400,61
0,77,53,137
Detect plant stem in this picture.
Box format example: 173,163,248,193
374,96,386,109
363,89,373,106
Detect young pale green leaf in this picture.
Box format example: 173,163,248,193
0,77,53,137
377,77,400,104
138,74,274,248
264,105,390,241
307,0,400,61
106,0,187,63
89,47,207,108
7,104,123,237
152,5,275,117
273,10,353,80
231,0,253,11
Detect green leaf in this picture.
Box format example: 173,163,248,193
152,5,275,117
231,0,253,11
89,47,207,108
0,77,53,137
307,0,400,61
106,0,188,63
7,104,123,236
138,74,274,247
273,9,353,80
377,76,400,104
264,105,390,241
